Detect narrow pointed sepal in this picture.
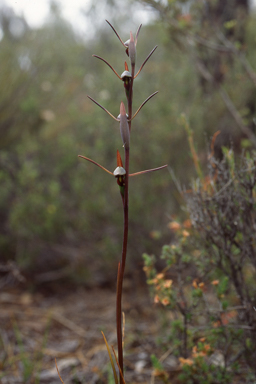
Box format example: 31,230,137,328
105,20,127,48
116,150,124,167
87,96,119,121
130,164,168,177
134,46,158,78
130,91,159,121
78,155,113,175
92,55,122,80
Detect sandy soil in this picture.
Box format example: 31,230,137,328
0,283,166,384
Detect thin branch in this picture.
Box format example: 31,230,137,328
195,59,256,147
211,178,234,199
55,359,65,384
143,0,232,55
87,96,119,121
134,46,158,78
92,55,122,80
158,346,175,363
168,167,183,194
219,86,256,147
190,34,230,52
217,31,256,87
130,91,158,120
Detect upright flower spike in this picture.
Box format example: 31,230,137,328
79,23,169,384
119,102,130,148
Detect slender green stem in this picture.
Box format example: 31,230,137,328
116,62,134,383
116,148,129,383
116,263,123,380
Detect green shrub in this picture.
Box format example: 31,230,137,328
144,149,256,383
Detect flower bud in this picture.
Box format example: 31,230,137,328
117,113,129,120
128,31,136,66
119,102,130,148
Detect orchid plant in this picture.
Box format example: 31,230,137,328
79,21,167,383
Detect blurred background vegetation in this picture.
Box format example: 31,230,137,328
1,0,256,287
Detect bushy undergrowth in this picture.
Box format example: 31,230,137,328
0,9,193,281
2,3,256,284
144,148,256,383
